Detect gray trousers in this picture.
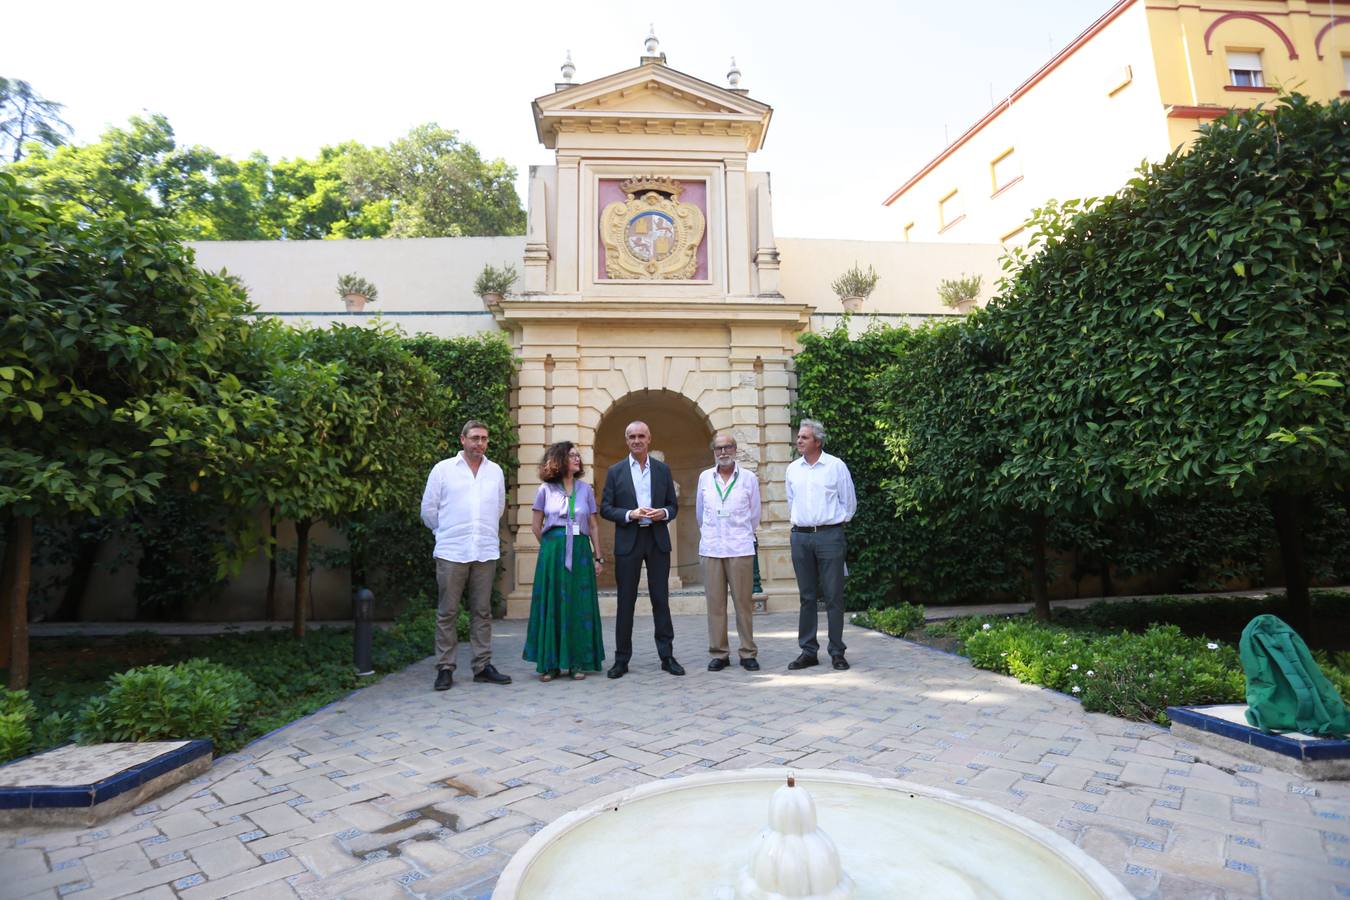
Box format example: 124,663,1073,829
790,527,847,658
435,558,495,673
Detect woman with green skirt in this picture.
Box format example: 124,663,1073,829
523,441,606,680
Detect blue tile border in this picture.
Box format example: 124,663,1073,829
1167,706,1350,763
0,740,212,811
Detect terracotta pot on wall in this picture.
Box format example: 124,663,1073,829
343,294,368,313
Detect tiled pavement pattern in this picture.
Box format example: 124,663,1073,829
4,613,1348,900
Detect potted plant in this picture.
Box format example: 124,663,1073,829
474,262,518,304
937,273,983,313
830,262,879,314
336,273,378,313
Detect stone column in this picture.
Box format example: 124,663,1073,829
725,157,751,297
523,168,551,294
555,154,581,295
506,322,580,618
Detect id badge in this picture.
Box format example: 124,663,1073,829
717,508,731,519
571,523,581,535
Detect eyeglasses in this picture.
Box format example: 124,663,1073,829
713,446,736,454
567,451,582,458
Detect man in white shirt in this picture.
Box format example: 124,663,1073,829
420,420,511,691
696,434,762,671
784,418,857,672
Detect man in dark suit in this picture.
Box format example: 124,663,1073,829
600,420,684,678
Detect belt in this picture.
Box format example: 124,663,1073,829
791,523,844,533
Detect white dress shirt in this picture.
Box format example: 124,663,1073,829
696,464,761,557
785,451,857,527
420,453,506,562
627,454,670,525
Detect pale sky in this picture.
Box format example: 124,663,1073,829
9,0,1100,239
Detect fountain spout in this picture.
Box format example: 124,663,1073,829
734,775,855,900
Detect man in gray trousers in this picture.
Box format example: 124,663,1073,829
784,419,857,671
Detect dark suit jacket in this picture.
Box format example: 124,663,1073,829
600,456,678,557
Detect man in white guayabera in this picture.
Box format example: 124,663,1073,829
785,419,857,672
696,433,762,672
420,420,512,691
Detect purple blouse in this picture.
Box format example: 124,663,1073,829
532,481,597,570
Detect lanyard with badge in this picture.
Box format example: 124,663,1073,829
713,469,738,518
567,484,581,535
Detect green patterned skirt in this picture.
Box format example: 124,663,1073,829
523,527,606,673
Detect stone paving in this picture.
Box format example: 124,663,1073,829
3,612,1349,899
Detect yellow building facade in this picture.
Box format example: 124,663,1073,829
885,0,1350,245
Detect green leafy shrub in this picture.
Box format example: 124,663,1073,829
964,621,1091,691
853,604,926,637
0,690,37,761
78,660,256,747
1078,626,1244,725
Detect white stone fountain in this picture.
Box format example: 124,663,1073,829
492,769,1131,900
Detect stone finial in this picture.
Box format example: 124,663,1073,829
645,24,660,56
561,50,575,83
727,57,742,89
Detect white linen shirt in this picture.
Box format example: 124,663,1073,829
420,453,506,562
785,451,857,528
695,464,761,558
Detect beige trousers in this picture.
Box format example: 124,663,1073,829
702,555,757,659
435,558,495,673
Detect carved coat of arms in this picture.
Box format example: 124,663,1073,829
600,176,706,280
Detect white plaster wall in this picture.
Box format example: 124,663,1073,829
778,238,1004,317
192,235,1004,322
190,236,528,313
888,2,1171,244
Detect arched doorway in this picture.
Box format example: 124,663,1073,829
592,390,714,593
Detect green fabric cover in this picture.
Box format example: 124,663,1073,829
1239,614,1350,737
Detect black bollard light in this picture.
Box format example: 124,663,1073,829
353,588,375,676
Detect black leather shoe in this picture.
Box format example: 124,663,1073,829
740,658,761,671
661,658,686,676
607,663,628,679
708,657,730,671
787,653,819,671
473,664,512,685
434,669,453,691
831,656,851,671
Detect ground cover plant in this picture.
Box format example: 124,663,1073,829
855,592,1350,725
0,602,463,763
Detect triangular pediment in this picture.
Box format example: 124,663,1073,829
533,63,772,150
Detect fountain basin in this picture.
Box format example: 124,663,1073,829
493,769,1130,900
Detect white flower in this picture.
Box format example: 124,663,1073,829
982,623,991,631
1086,670,1095,677
1000,652,1008,657
1061,639,1068,645
1071,686,1081,694
1070,664,1079,671
1206,642,1219,650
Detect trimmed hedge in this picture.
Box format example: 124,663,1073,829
861,600,1350,726
0,602,466,763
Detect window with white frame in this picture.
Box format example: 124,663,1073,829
1227,51,1264,88
939,190,962,231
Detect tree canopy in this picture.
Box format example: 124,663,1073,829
0,78,70,163
7,115,525,240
